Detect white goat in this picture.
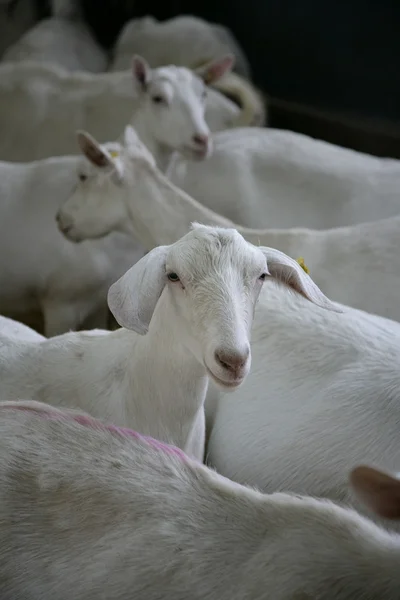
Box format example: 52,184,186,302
57,127,400,523
109,14,266,127
0,401,399,599
2,17,108,72
58,125,400,323
109,14,251,78
0,315,45,343
0,226,333,459
166,126,400,229
0,151,143,336
0,56,236,163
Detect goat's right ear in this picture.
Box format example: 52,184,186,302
350,465,400,520
107,246,169,335
195,54,234,85
132,54,152,90
76,130,113,169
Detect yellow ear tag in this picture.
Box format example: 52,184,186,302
109,151,119,159
296,257,310,274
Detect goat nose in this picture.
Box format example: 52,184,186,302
192,133,209,147
214,347,250,374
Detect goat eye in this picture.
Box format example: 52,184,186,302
79,174,87,182
259,273,268,281
167,272,180,282
152,95,164,104
202,89,207,100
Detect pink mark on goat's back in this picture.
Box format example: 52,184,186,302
0,403,187,461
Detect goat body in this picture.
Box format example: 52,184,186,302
0,154,142,335
0,401,399,600
167,127,400,229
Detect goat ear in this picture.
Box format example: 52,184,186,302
350,465,400,520
76,130,113,169
123,125,140,147
132,54,152,89
261,247,342,313
196,54,234,85
107,245,169,335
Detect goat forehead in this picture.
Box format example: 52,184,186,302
156,67,200,92
167,229,264,280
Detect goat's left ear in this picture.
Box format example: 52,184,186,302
108,245,169,335
196,54,234,85
261,247,342,313
77,130,113,169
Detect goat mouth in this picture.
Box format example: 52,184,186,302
205,366,244,390
58,224,83,243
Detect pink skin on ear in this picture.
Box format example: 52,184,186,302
202,55,235,84
132,56,150,88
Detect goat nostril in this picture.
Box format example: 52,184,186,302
193,134,208,147
214,347,249,374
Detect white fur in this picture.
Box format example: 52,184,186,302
0,59,237,163
0,151,143,336
166,126,400,229
206,282,400,527
58,125,400,323
0,315,45,343
2,17,108,72
0,225,295,459
57,129,400,525
109,14,251,78
0,401,399,599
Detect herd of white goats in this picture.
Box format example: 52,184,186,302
1,5,400,599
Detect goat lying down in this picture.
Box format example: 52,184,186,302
0,399,399,600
